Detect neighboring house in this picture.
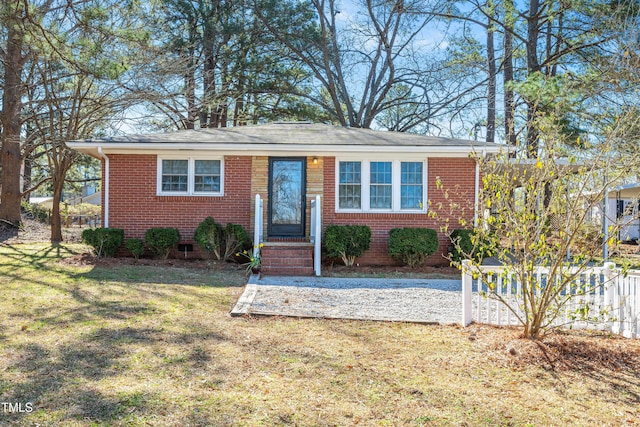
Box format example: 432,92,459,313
604,183,640,243
78,191,102,206
68,122,501,274
29,196,54,209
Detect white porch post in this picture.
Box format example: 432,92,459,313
314,195,321,276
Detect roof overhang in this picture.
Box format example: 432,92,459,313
608,183,640,199
493,158,584,185
67,142,503,159
66,122,504,159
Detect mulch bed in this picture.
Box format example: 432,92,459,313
468,324,640,374
323,263,460,277
59,251,244,272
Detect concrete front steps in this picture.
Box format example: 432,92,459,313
260,241,315,276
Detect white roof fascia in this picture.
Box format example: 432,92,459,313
67,142,503,157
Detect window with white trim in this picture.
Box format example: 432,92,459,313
401,162,423,209
370,162,392,209
158,156,223,196
338,161,362,209
161,159,188,192
336,159,426,212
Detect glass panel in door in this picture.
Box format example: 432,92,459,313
268,158,306,237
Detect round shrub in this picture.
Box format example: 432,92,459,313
125,238,145,259
388,227,439,267
144,227,180,259
81,227,124,258
324,225,371,267
194,217,223,260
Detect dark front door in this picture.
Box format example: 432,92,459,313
268,157,306,237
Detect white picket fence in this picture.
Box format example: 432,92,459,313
461,260,640,338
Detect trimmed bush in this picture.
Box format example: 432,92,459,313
125,238,145,259
223,223,251,261
144,227,180,259
449,228,493,263
194,217,224,260
324,225,371,267
81,228,124,258
388,227,439,267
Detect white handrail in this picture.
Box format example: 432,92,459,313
310,199,317,244
253,194,263,257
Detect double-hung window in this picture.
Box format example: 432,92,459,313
158,156,223,196
194,160,221,193
337,159,426,212
401,162,423,209
370,162,392,209
161,160,188,192
338,161,362,209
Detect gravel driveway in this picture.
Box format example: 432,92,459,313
231,275,463,324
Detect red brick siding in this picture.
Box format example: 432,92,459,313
261,245,314,276
323,157,477,266
107,154,252,256
105,153,476,264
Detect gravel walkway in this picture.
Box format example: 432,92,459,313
231,275,463,324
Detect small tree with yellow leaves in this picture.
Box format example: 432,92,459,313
450,111,639,339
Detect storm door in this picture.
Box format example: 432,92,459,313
268,158,306,237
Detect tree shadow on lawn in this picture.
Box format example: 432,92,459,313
1,245,231,424
0,243,83,273
1,243,248,288
4,323,227,425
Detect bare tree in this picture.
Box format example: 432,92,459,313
256,0,461,129
23,59,127,242
0,0,139,227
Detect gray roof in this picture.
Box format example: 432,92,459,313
69,122,503,156
608,182,640,199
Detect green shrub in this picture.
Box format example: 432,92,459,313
324,225,371,267
388,228,439,267
81,228,124,258
194,217,224,260
449,229,494,263
144,227,180,259
125,238,145,259
223,223,251,261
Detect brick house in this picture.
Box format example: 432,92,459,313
69,122,500,275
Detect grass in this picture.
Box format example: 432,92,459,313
1,243,639,426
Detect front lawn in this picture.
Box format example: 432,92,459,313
1,243,639,426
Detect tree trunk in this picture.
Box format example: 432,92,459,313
0,19,26,226
185,45,197,130
50,175,64,243
50,150,75,243
486,15,496,143
22,154,32,202
203,25,216,128
525,0,541,156
503,1,516,148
